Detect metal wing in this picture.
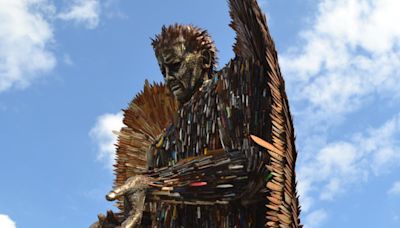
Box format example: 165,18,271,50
229,0,302,226
229,0,273,63
113,80,178,211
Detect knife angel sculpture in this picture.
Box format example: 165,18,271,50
91,0,302,227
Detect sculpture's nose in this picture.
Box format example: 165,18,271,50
165,74,177,85
164,66,175,79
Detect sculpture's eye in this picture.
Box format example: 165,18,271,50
167,61,181,73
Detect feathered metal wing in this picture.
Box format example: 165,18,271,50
113,80,178,210
229,0,302,227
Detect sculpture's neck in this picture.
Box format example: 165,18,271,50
177,71,214,107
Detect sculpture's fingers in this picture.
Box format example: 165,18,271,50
106,180,134,201
89,213,105,228
106,175,151,201
106,187,124,201
106,210,121,225
97,213,106,222
89,221,100,228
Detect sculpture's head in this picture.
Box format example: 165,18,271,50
152,24,217,103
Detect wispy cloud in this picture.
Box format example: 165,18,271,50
388,181,400,196
102,0,126,19
298,113,400,213
0,0,123,94
0,0,56,93
63,54,73,66
89,112,125,169
281,0,400,124
58,0,100,29
278,0,400,222
0,214,16,228
303,209,328,228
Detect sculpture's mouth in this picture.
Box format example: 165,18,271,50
170,84,181,92
168,79,184,94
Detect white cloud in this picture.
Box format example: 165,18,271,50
58,0,100,29
298,141,364,207
388,181,400,195
303,209,328,228
90,112,125,169
281,0,400,122
279,0,400,221
298,113,400,212
0,0,56,93
0,214,16,228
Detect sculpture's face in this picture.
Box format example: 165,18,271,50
157,42,210,103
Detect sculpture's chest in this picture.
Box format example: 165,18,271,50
151,60,271,169
174,79,223,158
151,79,223,168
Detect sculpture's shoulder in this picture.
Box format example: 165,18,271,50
216,58,272,148
216,58,271,113
218,58,268,84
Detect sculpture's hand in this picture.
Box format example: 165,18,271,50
106,175,153,228
106,175,152,201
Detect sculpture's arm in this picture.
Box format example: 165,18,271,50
94,136,269,228
107,149,255,204
103,149,258,228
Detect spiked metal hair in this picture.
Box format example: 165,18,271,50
151,24,218,71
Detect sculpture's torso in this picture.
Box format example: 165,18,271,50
144,59,272,227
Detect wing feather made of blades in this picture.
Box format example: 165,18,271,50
113,80,178,211
229,0,302,227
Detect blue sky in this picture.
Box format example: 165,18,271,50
1,0,400,227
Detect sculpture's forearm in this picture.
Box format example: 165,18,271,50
145,149,264,203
